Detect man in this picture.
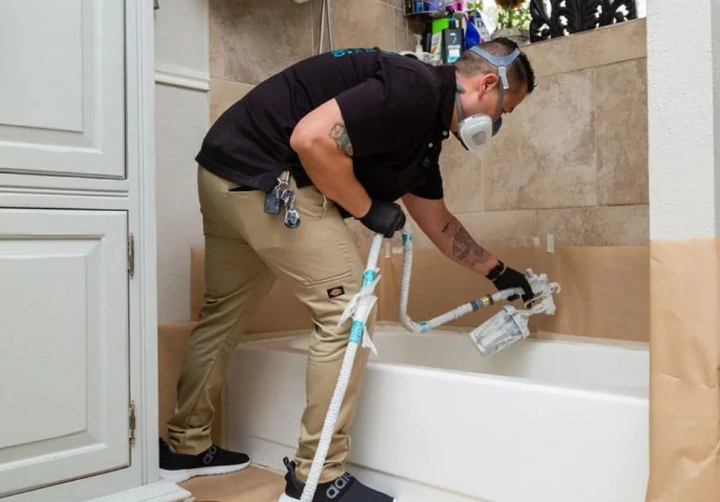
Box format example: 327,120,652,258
159,37,536,502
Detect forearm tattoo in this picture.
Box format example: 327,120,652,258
329,122,353,156
441,219,491,267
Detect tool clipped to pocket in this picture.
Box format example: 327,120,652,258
264,174,287,215
265,171,301,229
282,189,301,229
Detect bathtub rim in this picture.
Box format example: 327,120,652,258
234,323,649,403
236,321,650,351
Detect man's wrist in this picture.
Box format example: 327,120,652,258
354,197,373,219
482,257,503,279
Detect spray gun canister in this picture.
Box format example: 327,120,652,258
469,269,561,358
469,305,530,358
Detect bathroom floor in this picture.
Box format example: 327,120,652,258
180,466,285,502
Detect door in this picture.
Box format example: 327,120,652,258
0,0,126,179
0,209,130,498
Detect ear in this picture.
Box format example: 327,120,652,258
482,73,500,91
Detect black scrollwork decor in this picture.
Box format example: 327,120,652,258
529,0,637,43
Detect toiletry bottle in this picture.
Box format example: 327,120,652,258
413,34,425,61
422,22,432,53
430,17,450,59
442,17,464,64
465,14,481,48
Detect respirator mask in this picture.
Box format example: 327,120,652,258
454,46,521,153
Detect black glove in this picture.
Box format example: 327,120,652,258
358,200,406,238
486,261,534,304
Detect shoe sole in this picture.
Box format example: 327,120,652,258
278,492,396,502
159,460,251,484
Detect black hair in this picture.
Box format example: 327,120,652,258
454,37,536,94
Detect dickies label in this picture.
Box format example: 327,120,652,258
327,286,345,299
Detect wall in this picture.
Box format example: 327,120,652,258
201,4,649,342
396,18,649,252
353,18,651,343
645,1,720,498
208,0,418,122
433,19,648,342
154,0,209,323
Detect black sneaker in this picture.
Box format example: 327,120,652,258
278,457,395,502
158,437,251,483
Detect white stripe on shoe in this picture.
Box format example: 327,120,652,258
159,459,251,483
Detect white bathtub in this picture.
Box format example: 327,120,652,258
226,325,649,502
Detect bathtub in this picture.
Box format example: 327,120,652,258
226,325,649,502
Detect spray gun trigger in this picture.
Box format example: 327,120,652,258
523,268,561,314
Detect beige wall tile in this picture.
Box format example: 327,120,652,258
209,0,314,84
380,0,406,9
537,205,649,246
439,136,484,214
209,79,254,123
394,8,414,52
402,209,538,251
523,18,646,78
311,0,330,53
458,210,539,249
596,58,648,205
329,0,396,51
483,69,597,210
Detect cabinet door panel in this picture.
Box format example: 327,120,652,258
0,0,125,179
0,209,129,498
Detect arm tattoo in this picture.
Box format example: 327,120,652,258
329,122,353,156
441,219,491,267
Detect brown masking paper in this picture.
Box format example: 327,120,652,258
381,245,649,342
180,467,284,502
157,322,223,445
646,239,720,502
532,245,649,341
190,245,649,342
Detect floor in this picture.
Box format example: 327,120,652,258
180,466,285,502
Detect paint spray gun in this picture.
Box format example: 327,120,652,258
469,269,561,358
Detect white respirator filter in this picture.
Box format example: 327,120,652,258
456,114,494,152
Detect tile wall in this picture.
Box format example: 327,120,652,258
395,18,649,253
207,2,648,254
208,0,419,122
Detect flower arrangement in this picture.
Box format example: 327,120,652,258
495,0,532,30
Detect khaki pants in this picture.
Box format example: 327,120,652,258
167,166,376,483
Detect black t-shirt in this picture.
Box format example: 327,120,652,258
195,48,457,215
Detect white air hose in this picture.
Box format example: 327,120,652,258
299,221,560,501
299,232,383,502
397,223,524,333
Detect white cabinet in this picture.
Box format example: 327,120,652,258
0,1,126,179
0,210,130,498
0,1,190,501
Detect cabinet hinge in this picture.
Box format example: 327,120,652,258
127,233,135,277
129,400,136,448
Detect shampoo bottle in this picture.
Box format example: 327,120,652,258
441,17,464,64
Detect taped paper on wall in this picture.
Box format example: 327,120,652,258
190,244,650,342
646,238,720,502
